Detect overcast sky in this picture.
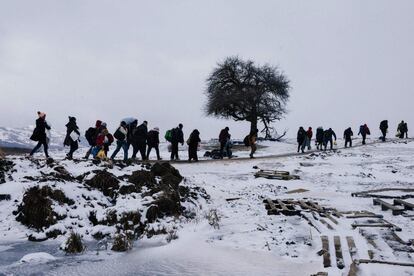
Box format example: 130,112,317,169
1,0,413,139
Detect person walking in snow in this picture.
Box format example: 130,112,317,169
343,127,353,148
29,112,51,159
379,120,388,142
219,127,231,158
63,116,80,159
125,119,138,159
84,120,103,159
397,121,408,139
249,129,258,158
111,121,129,161
297,127,307,153
315,127,324,150
358,124,370,145
306,127,313,150
96,128,114,157
323,128,337,150
132,121,148,160
188,129,201,162
146,127,161,160
170,124,184,161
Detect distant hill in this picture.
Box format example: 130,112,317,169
0,126,88,150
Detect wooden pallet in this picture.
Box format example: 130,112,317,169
254,170,300,180
393,199,414,210
373,198,405,215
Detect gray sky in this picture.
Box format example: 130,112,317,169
1,0,413,139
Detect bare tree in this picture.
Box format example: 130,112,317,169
205,57,290,137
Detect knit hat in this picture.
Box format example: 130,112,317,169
37,111,46,118
96,120,102,128
153,127,160,132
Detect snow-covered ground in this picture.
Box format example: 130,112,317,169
1,139,414,275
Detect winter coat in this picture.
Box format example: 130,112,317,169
188,130,201,148
316,128,324,143
30,118,51,143
133,123,148,146
398,122,408,133
343,128,353,140
324,129,337,142
380,120,388,131
306,129,313,139
126,120,138,144
171,127,184,144
358,125,370,136
114,126,128,141
147,130,160,147
64,118,80,146
297,128,306,144
219,129,230,144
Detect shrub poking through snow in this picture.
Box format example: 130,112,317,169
111,232,133,252
206,209,220,229
0,158,15,184
15,186,74,230
61,232,85,254
85,170,120,198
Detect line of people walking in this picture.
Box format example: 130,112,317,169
28,112,409,161
296,120,409,153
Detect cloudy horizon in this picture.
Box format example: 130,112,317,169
1,0,413,139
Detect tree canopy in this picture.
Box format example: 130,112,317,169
205,56,290,138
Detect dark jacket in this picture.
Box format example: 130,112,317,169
219,129,230,144
343,128,353,140
172,127,184,144
147,130,160,147
358,125,370,136
297,128,306,144
324,129,337,141
133,123,148,145
316,128,324,143
127,120,138,144
380,120,388,131
188,130,201,148
30,118,51,143
64,117,80,146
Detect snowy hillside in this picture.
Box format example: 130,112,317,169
0,126,88,150
1,139,414,275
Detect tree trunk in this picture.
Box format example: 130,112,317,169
250,118,258,135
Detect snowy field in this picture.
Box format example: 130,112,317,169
1,139,414,275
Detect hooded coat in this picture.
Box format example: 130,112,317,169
64,117,80,146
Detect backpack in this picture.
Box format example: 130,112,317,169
114,128,126,141
107,134,114,145
165,129,172,142
243,135,250,146
85,127,96,146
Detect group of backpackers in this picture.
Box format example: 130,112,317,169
28,112,409,161
298,127,337,152
296,120,409,153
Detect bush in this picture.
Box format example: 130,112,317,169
61,232,85,254
111,232,132,252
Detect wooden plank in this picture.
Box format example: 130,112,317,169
326,213,338,225
346,214,383,219
373,198,405,215
351,223,396,229
265,198,279,215
225,197,241,202
276,199,300,216
358,259,414,267
321,236,331,268
320,218,334,230
348,261,358,276
393,199,414,210
346,236,357,260
334,236,345,269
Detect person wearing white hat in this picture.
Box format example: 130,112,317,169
29,111,51,158
146,127,161,160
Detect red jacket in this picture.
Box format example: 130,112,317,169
306,129,313,139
